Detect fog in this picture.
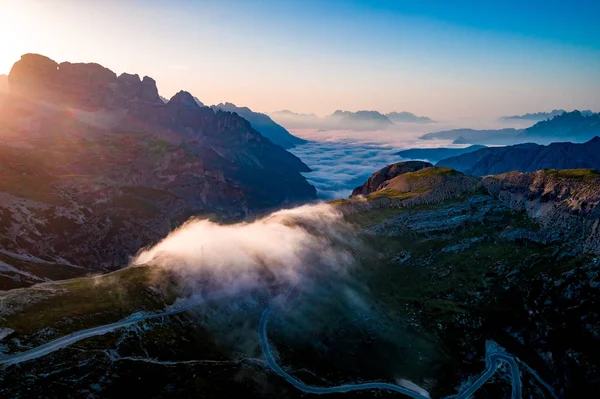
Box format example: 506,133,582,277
132,203,397,360
134,203,361,297
285,116,539,200
287,128,461,199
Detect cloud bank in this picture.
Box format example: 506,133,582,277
290,140,404,199
130,202,434,384
134,203,360,296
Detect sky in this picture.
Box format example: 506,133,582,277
0,0,599,120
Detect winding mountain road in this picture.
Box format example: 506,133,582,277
0,291,239,366
258,289,524,399
1,286,543,399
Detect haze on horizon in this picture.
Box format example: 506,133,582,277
1,0,599,121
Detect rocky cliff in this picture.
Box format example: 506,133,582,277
0,54,316,285
346,161,600,255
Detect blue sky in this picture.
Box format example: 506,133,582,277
1,0,599,119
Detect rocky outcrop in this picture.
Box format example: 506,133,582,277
351,161,432,196
8,53,163,109
0,54,316,285
346,160,600,255
437,137,600,176
483,169,600,254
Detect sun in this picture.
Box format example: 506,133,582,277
0,2,32,74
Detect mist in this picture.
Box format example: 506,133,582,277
134,203,362,298
131,203,426,381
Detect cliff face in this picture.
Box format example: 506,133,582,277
437,137,600,176
0,54,316,284
483,169,600,254
346,161,600,254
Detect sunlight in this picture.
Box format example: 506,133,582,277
0,2,32,74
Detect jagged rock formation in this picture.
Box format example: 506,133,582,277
350,161,432,196
396,145,486,163
346,161,600,255
0,53,316,284
483,169,600,254
211,103,305,149
437,136,600,175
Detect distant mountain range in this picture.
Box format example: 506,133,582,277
436,136,600,176
500,109,595,122
420,128,523,145
271,110,320,120
212,103,306,149
421,111,600,145
396,145,486,163
518,110,600,143
325,110,393,130
386,111,434,123
270,109,434,131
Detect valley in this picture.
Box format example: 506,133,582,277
1,4,599,396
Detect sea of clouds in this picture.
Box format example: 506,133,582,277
288,128,453,199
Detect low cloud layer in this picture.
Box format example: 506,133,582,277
134,203,360,296
130,201,432,382
290,140,403,199
287,128,486,200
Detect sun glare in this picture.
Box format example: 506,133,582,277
0,2,31,74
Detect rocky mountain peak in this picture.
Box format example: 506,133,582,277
169,90,200,108
139,76,161,103
0,53,316,279
8,53,162,109
118,72,141,85
351,161,432,197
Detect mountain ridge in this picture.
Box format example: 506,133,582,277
500,109,594,122
421,111,600,145
0,53,316,284
270,109,434,131
211,102,306,149
436,136,600,176
396,145,486,162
